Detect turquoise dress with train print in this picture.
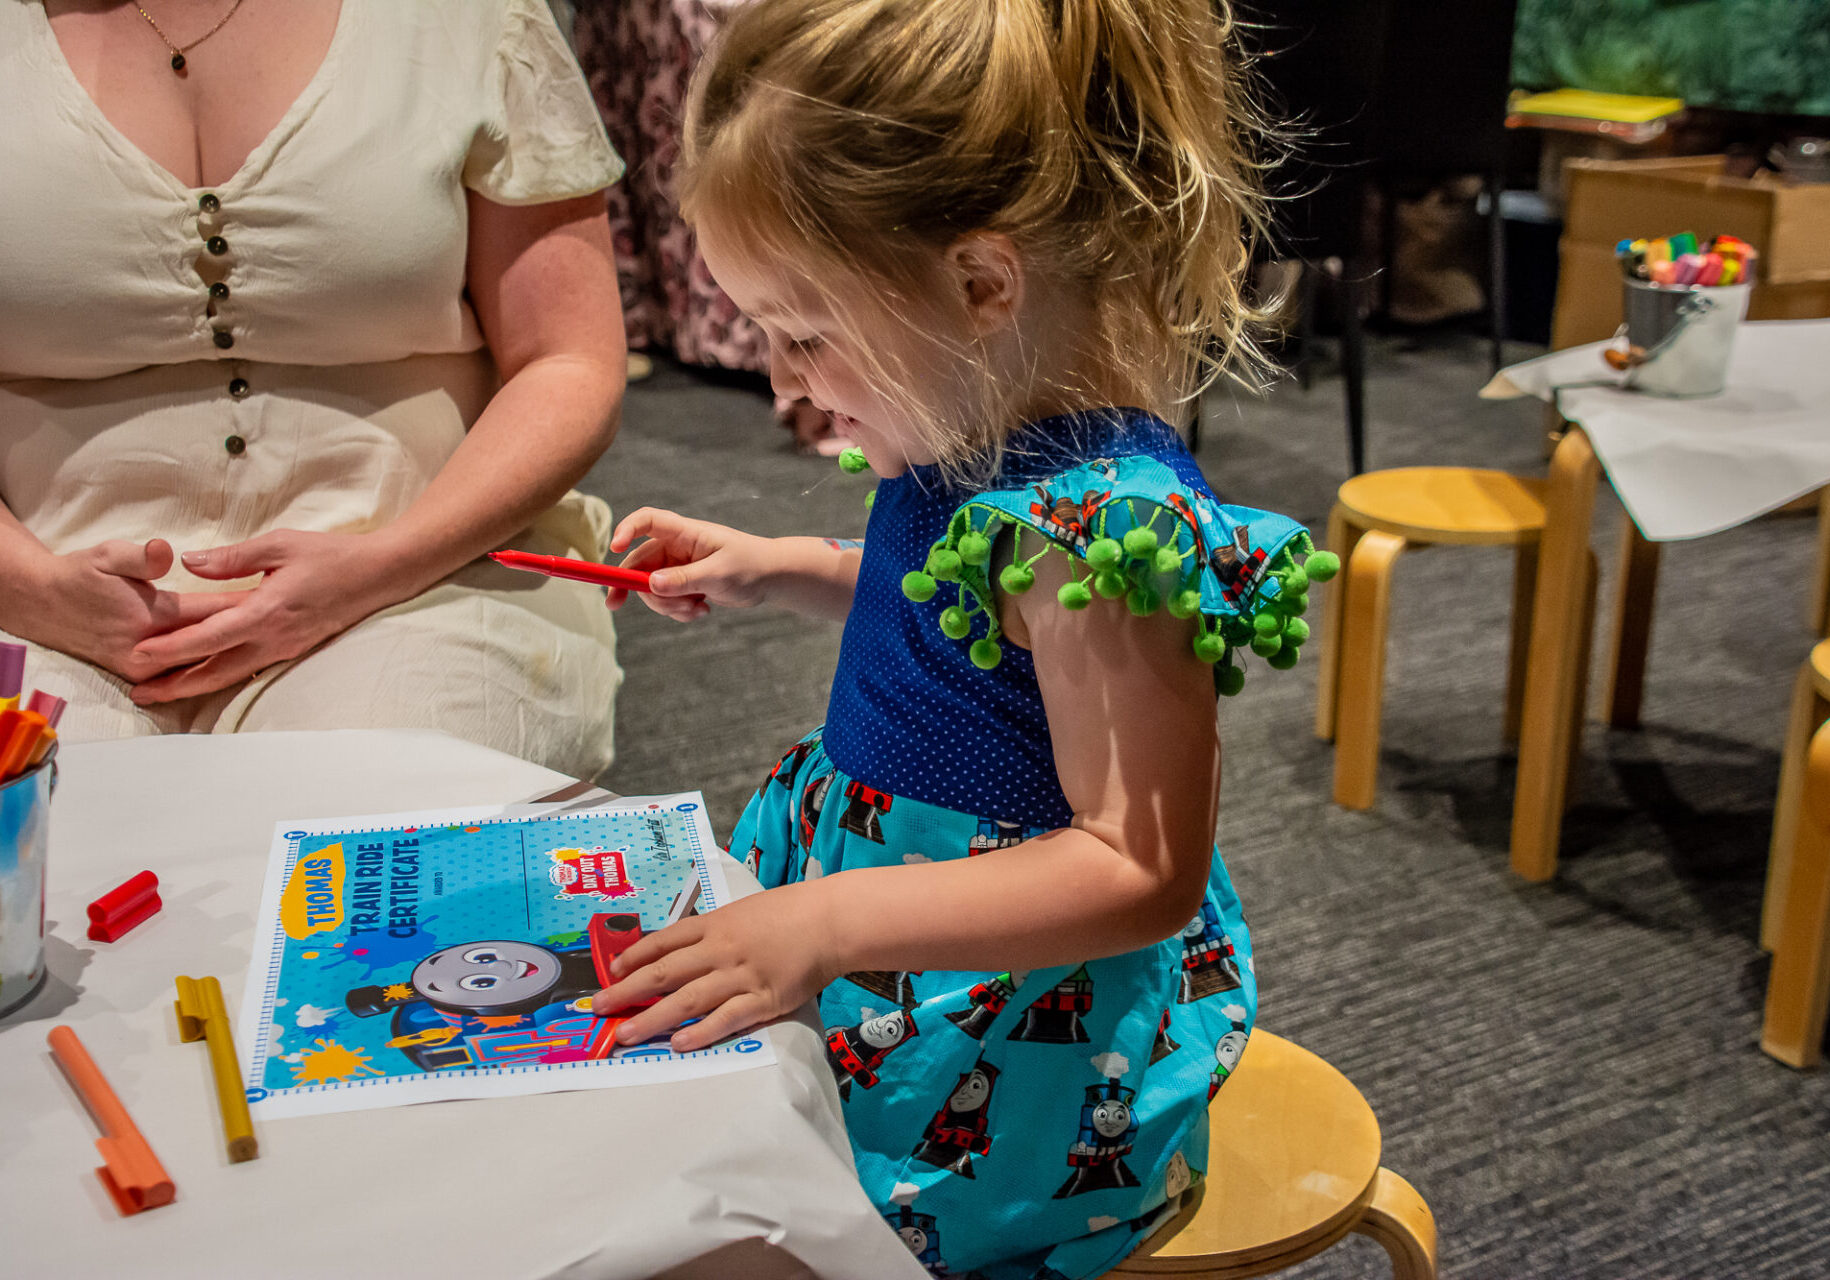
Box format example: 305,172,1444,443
728,407,1333,1280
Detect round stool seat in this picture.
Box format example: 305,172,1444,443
1336,467,1547,545
1116,1032,1383,1275
1811,638,1830,699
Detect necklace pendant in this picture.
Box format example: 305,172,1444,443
170,52,186,72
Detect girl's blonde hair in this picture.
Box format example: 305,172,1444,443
682,0,1274,472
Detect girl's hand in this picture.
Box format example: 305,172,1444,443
7,539,246,683
124,530,414,703
590,883,839,1052
607,507,782,621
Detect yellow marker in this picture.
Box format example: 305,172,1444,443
174,975,259,1163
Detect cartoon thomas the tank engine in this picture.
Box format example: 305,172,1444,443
910,1062,1001,1178
1178,900,1242,1003
826,1008,919,1100
1055,1076,1141,1198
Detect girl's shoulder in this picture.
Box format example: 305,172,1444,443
899,414,1338,695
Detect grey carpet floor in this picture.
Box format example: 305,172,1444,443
582,331,1830,1280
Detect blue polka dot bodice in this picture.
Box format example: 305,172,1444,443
822,408,1218,829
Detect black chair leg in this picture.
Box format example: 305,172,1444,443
1486,170,1508,375
1340,271,1368,476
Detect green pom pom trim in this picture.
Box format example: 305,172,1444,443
969,638,1002,670
1122,527,1159,558
1304,550,1340,582
1282,617,1310,644
1126,585,1161,616
1266,645,1300,670
1281,591,1309,616
864,489,876,510
940,606,972,639
1193,632,1227,664
1087,538,1123,571
1250,632,1283,658
1154,547,1182,574
1282,565,1309,593
1252,612,1282,639
838,447,870,474
1217,664,1246,696
1059,580,1093,610
1093,569,1128,599
1168,588,1202,618
928,549,962,581
902,571,937,603
958,532,992,566
1000,563,1035,594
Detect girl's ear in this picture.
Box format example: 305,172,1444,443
946,232,1026,337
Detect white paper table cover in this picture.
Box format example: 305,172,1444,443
0,730,924,1280
1482,318,1830,541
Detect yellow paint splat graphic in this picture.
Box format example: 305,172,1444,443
382,982,413,1002
290,1038,385,1085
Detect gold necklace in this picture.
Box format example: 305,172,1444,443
134,0,247,74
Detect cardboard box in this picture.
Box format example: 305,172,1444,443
1550,155,1830,349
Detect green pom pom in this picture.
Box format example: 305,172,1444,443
838,447,870,474
940,606,971,639
969,638,1002,670
1304,550,1340,582
958,532,992,566
1168,588,1202,618
1267,645,1300,670
1282,617,1311,644
901,571,937,603
1000,563,1035,594
1217,663,1247,696
1094,569,1128,599
1122,527,1159,558
1126,586,1161,616
1058,580,1093,610
1087,538,1123,571
1154,547,1182,574
1281,591,1309,617
928,549,962,581
1250,632,1283,658
1193,632,1227,664
1282,565,1309,593
864,489,876,510
1252,612,1282,638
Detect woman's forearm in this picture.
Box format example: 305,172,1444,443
364,351,623,598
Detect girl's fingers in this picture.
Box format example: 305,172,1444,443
668,993,768,1053
611,972,738,1046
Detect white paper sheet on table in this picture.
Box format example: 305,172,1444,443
1483,318,1830,541
239,793,775,1118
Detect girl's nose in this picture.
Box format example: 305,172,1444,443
767,337,807,402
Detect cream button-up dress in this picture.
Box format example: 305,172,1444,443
0,0,624,778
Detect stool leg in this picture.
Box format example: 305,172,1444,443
1765,665,1829,952
1603,520,1661,730
1333,530,1405,811
1563,550,1599,812
1315,506,1366,743
1352,1168,1438,1280
1761,722,1830,1069
1503,543,1539,745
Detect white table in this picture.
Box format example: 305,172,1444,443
1482,320,1830,882
0,730,925,1280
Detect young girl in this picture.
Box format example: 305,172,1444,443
592,2,1336,1275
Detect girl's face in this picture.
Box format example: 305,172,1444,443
698,218,959,477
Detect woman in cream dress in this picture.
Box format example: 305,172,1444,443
0,0,626,777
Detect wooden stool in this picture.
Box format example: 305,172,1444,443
1315,467,1592,811
1762,639,1830,1068
1111,1031,1435,1279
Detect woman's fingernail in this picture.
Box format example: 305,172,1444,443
181,551,208,568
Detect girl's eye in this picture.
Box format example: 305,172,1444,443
788,336,824,354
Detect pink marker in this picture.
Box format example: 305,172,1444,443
26,690,66,729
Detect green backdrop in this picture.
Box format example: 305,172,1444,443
1513,0,1830,116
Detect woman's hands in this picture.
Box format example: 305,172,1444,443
590,882,840,1052
122,529,419,703
7,539,245,684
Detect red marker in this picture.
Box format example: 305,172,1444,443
488,550,652,592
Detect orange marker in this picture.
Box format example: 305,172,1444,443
47,1026,176,1215
0,710,48,782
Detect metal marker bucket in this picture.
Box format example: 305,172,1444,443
1622,279,1752,397
0,748,55,1019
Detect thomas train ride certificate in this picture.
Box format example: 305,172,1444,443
238,794,775,1118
